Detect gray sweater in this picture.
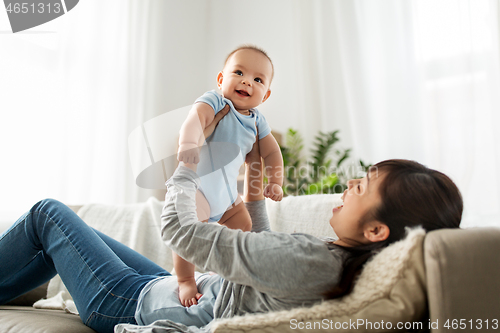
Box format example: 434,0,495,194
116,166,348,333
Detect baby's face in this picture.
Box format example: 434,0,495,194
217,49,273,112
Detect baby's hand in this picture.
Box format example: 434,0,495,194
264,183,283,201
178,279,202,307
177,144,200,164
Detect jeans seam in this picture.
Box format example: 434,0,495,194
36,209,142,304
85,310,136,327
108,290,139,301
34,210,113,296
35,204,142,326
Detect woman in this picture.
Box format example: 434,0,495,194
0,145,463,333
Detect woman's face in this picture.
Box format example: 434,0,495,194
329,170,385,247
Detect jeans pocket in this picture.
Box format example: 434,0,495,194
85,311,136,333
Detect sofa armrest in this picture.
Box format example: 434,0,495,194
424,227,500,332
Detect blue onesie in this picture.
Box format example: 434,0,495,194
194,90,271,222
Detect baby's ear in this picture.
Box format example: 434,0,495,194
262,89,271,103
217,71,224,88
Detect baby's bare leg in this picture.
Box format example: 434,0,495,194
173,189,210,307
218,196,252,232
195,190,210,222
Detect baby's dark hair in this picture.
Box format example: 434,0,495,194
224,45,274,82
325,159,463,299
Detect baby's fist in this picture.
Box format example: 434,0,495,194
177,144,200,164
264,183,283,201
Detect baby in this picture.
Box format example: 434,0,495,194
175,45,283,307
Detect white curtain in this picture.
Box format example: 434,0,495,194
286,0,500,227
0,0,163,223
413,0,500,227
1,0,499,228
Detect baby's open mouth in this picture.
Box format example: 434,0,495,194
236,90,250,97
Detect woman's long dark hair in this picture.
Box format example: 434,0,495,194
325,159,463,299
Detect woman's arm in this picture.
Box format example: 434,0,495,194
161,167,342,298
175,103,230,307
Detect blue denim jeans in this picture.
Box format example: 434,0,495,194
0,199,171,333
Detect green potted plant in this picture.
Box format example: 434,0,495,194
278,128,371,196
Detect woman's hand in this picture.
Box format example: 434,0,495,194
178,104,230,168
203,104,230,139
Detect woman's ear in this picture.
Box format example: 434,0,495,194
363,222,389,243
217,71,224,89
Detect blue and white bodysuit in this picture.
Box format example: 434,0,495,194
194,90,271,222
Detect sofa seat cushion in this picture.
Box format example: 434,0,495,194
0,306,96,333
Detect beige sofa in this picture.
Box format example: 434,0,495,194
1,195,499,333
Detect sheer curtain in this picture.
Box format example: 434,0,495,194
0,0,163,225
290,0,500,227
413,0,500,227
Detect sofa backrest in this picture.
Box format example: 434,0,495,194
266,194,341,238
424,227,500,332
